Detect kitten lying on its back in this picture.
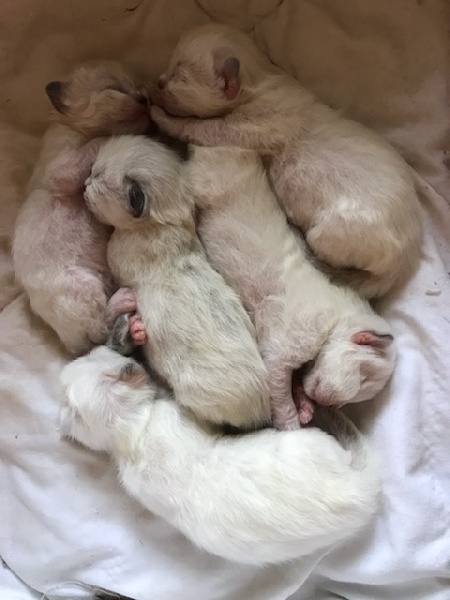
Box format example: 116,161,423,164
186,146,395,430
13,61,149,354
151,23,422,299
59,329,380,566
84,135,270,430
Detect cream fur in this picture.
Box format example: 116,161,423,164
151,23,423,299
186,146,396,430
13,61,150,354
84,135,270,430
60,345,381,566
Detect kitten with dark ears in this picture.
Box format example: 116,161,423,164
186,145,396,430
13,61,150,354
151,23,422,299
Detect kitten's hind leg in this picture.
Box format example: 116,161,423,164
265,358,301,431
107,313,135,356
293,385,316,425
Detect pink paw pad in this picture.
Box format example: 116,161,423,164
298,396,315,425
128,314,148,346
293,385,316,425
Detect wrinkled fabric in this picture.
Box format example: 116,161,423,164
0,1,449,599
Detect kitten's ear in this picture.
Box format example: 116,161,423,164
118,361,149,387
45,80,68,113
351,330,394,351
104,359,149,388
214,51,241,100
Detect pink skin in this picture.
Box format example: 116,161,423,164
106,287,147,346
128,313,148,346
291,371,316,425
105,286,137,327
294,389,316,425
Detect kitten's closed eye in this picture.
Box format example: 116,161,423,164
127,180,147,218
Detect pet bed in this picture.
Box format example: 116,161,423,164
0,1,449,599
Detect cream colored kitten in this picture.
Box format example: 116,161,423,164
151,23,422,299
60,343,380,566
186,146,395,430
84,135,270,430
13,61,149,354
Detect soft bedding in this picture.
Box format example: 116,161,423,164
0,1,449,599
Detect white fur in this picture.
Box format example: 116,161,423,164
60,345,381,565
151,23,423,299
84,135,270,429
186,146,396,430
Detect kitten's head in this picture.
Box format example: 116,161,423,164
45,61,150,136
60,346,152,453
152,23,268,117
84,135,192,229
303,320,396,408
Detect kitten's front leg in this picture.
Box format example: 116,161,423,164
151,106,281,153
150,107,192,140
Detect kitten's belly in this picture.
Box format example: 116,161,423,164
199,208,283,314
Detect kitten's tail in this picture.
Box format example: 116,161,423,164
311,405,377,473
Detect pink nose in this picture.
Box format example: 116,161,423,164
158,77,166,90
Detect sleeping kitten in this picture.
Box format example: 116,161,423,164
186,146,395,430
84,135,270,430
13,61,149,354
150,23,422,299
59,340,380,566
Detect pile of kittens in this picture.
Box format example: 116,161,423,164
12,24,422,566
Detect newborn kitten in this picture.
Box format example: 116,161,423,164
186,146,395,430
84,135,270,430
13,61,150,354
151,23,422,299
59,342,380,565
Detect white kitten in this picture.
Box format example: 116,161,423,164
13,61,149,354
186,145,396,430
60,344,380,566
151,23,422,299
84,135,270,430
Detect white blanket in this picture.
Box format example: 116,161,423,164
0,1,449,599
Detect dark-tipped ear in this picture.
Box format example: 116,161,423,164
215,54,241,100
351,330,394,350
45,81,67,113
117,361,149,387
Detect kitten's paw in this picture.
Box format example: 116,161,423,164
293,385,315,425
150,105,171,124
150,106,189,138
298,396,315,425
106,287,137,327
128,313,148,346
